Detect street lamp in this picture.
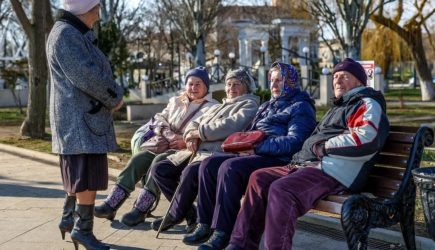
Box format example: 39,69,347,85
214,49,221,84
302,46,311,93
228,52,236,70
186,52,193,69
302,46,309,66
322,67,330,75
260,44,267,66
136,52,144,87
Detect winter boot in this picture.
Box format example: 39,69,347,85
59,195,76,240
121,188,156,227
71,204,109,250
94,185,128,220
185,205,197,233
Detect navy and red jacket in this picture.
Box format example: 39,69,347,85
292,86,390,192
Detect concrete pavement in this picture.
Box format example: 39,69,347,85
0,144,434,250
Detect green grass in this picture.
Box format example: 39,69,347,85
387,105,435,117
384,88,423,101
0,108,26,126
0,136,52,154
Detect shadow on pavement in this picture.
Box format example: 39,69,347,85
0,182,107,199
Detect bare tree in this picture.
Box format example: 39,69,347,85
0,1,11,24
306,0,393,59
157,0,224,66
371,0,435,101
10,0,53,138
361,26,412,77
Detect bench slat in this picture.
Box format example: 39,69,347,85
323,195,349,203
390,126,419,133
386,132,415,144
381,143,412,155
366,186,396,198
376,155,408,168
370,166,405,180
366,176,401,190
314,200,342,214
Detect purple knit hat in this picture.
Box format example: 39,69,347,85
333,58,367,85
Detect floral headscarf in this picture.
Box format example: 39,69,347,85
269,61,300,97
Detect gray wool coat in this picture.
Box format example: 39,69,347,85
167,93,260,165
46,11,124,154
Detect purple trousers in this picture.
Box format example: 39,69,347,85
230,166,345,250
197,153,286,234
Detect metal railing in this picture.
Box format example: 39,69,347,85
147,78,181,97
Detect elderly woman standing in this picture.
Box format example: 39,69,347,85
183,62,317,250
46,1,124,250
94,67,217,227
149,69,260,232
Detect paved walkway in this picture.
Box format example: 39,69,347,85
0,148,353,250
0,145,434,250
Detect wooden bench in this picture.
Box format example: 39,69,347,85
313,125,434,250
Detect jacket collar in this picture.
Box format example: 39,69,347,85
57,9,90,34
332,86,366,106
179,91,214,104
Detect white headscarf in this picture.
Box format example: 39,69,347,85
63,0,100,15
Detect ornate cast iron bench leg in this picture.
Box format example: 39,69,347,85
400,182,417,250
341,195,370,250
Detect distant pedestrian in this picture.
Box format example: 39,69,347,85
46,0,124,249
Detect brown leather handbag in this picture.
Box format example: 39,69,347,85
221,130,266,153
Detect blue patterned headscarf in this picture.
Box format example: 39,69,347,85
269,61,299,97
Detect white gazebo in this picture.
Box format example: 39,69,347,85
233,20,271,68
272,18,316,66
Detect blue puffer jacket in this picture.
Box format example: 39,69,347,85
248,88,316,162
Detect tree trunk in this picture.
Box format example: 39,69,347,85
10,0,53,138
410,39,434,101
370,14,435,101
20,26,48,138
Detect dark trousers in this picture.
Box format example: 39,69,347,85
197,153,286,234
230,166,345,250
117,150,174,196
151,158,200,220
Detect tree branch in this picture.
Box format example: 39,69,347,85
419,8,435,25
423,22,435,52
10,0,32,38
371,14,411,44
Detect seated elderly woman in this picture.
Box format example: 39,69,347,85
149,69,261,232
183,62,317,250
94,67,218,227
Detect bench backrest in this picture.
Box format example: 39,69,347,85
314,125,434,214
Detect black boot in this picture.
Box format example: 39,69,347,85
94,185,128,220
198,230,230,250
121,188,155,227
151,213,183,231
71,204,109,250
183,223,212,245
185,205,197,233
59,195,76,240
